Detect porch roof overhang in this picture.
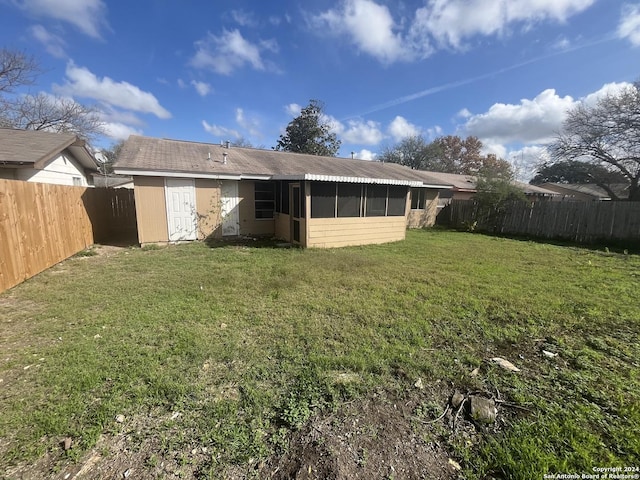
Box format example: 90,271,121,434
114,168,452,189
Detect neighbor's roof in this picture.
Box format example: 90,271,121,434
0,128,98,171
114,135,452,188
417,171,558,196
539,182,630,200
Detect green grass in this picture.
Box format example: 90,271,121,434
0,230,638,478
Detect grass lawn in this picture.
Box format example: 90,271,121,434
0,230,638,479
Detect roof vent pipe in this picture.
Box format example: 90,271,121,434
225,140,230,149
208,151,211,161
222,152,228,165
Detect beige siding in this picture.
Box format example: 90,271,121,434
134,176,168,244
195,179,222,239
274,213,290,241
307,216,406,248
408,190,439,228
238,181,275,236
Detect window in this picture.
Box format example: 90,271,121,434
365,185,387,217
337,183,362,217
311,182,336,218
411,188,425,210
387,186,407,216
254,181,275,219
72,177,82,186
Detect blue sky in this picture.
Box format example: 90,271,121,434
1,0,639,179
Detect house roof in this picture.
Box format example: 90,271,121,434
114,135,452,188
539,182,630,200
415,170,558,196
0,128,98,171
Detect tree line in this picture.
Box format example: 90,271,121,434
3,46,639,200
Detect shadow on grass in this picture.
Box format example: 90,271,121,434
204,235,296,250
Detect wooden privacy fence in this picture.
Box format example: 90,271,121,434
0,179,137,293
437,199,640,247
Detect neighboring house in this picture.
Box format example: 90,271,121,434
113,135,452,248
0,128,99,187
538,183,630,201
419,171,558,208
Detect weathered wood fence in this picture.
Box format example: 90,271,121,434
0,179,137,292
437,199,640,247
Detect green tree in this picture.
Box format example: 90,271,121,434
378,135,442,170
99,140,125,174
379,134,513,177
274,99,341,156
530,160,627,186
549,82,640,200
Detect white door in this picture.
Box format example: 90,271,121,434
165,178,197,241
221,180,240,236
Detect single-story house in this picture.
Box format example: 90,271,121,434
113,135,452,248
419,171,559,208
0,128,99,187
538,182,631,201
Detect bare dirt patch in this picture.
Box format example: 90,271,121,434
4,392,468,480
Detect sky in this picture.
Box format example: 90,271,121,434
1,0,639,180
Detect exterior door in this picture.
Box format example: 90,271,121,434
290,184,301,244
221,180,240,236
165,178,197,241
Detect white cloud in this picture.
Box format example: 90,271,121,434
426,125,443,139
387,115,420,141
414,0,595,49
101,122,142,141
285,103,302,117
312,0,422,64
230,9,257,27
341,119,384,145
16,0,108,39
463,89,575,144
29,24,66,58
505,146,550,181
354,149,376,160
53,62,171,119
312,0,593,64
202,120,240,139
191,80,212,97
618,3,640,46
456,108,472,119
190,29,276,75
235,108,262,137
177,79,187,89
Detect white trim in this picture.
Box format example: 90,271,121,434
114,168,450,189
115,168,243,180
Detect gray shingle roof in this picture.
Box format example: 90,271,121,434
114,135,452,188
0,128,98,171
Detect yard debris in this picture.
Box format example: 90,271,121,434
123,468,132,478
115,414,125,423
448,458,462,470
469,396,497,424
23,365,32,370
470,367,480,377
62,437,72,451
490,357,521,372
220,323,228,329
414,378,424,389
451,391,465,409
170,411,182,420
93,334,102,339
542,350,558,358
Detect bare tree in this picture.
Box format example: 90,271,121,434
0,49,39,94
549,83,640,200
0,48,104,142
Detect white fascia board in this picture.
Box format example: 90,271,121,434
422,183,454,189
113,168,242,180
273,173,422,187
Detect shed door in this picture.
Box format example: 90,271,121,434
165,178,197,241
221,180,240,236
